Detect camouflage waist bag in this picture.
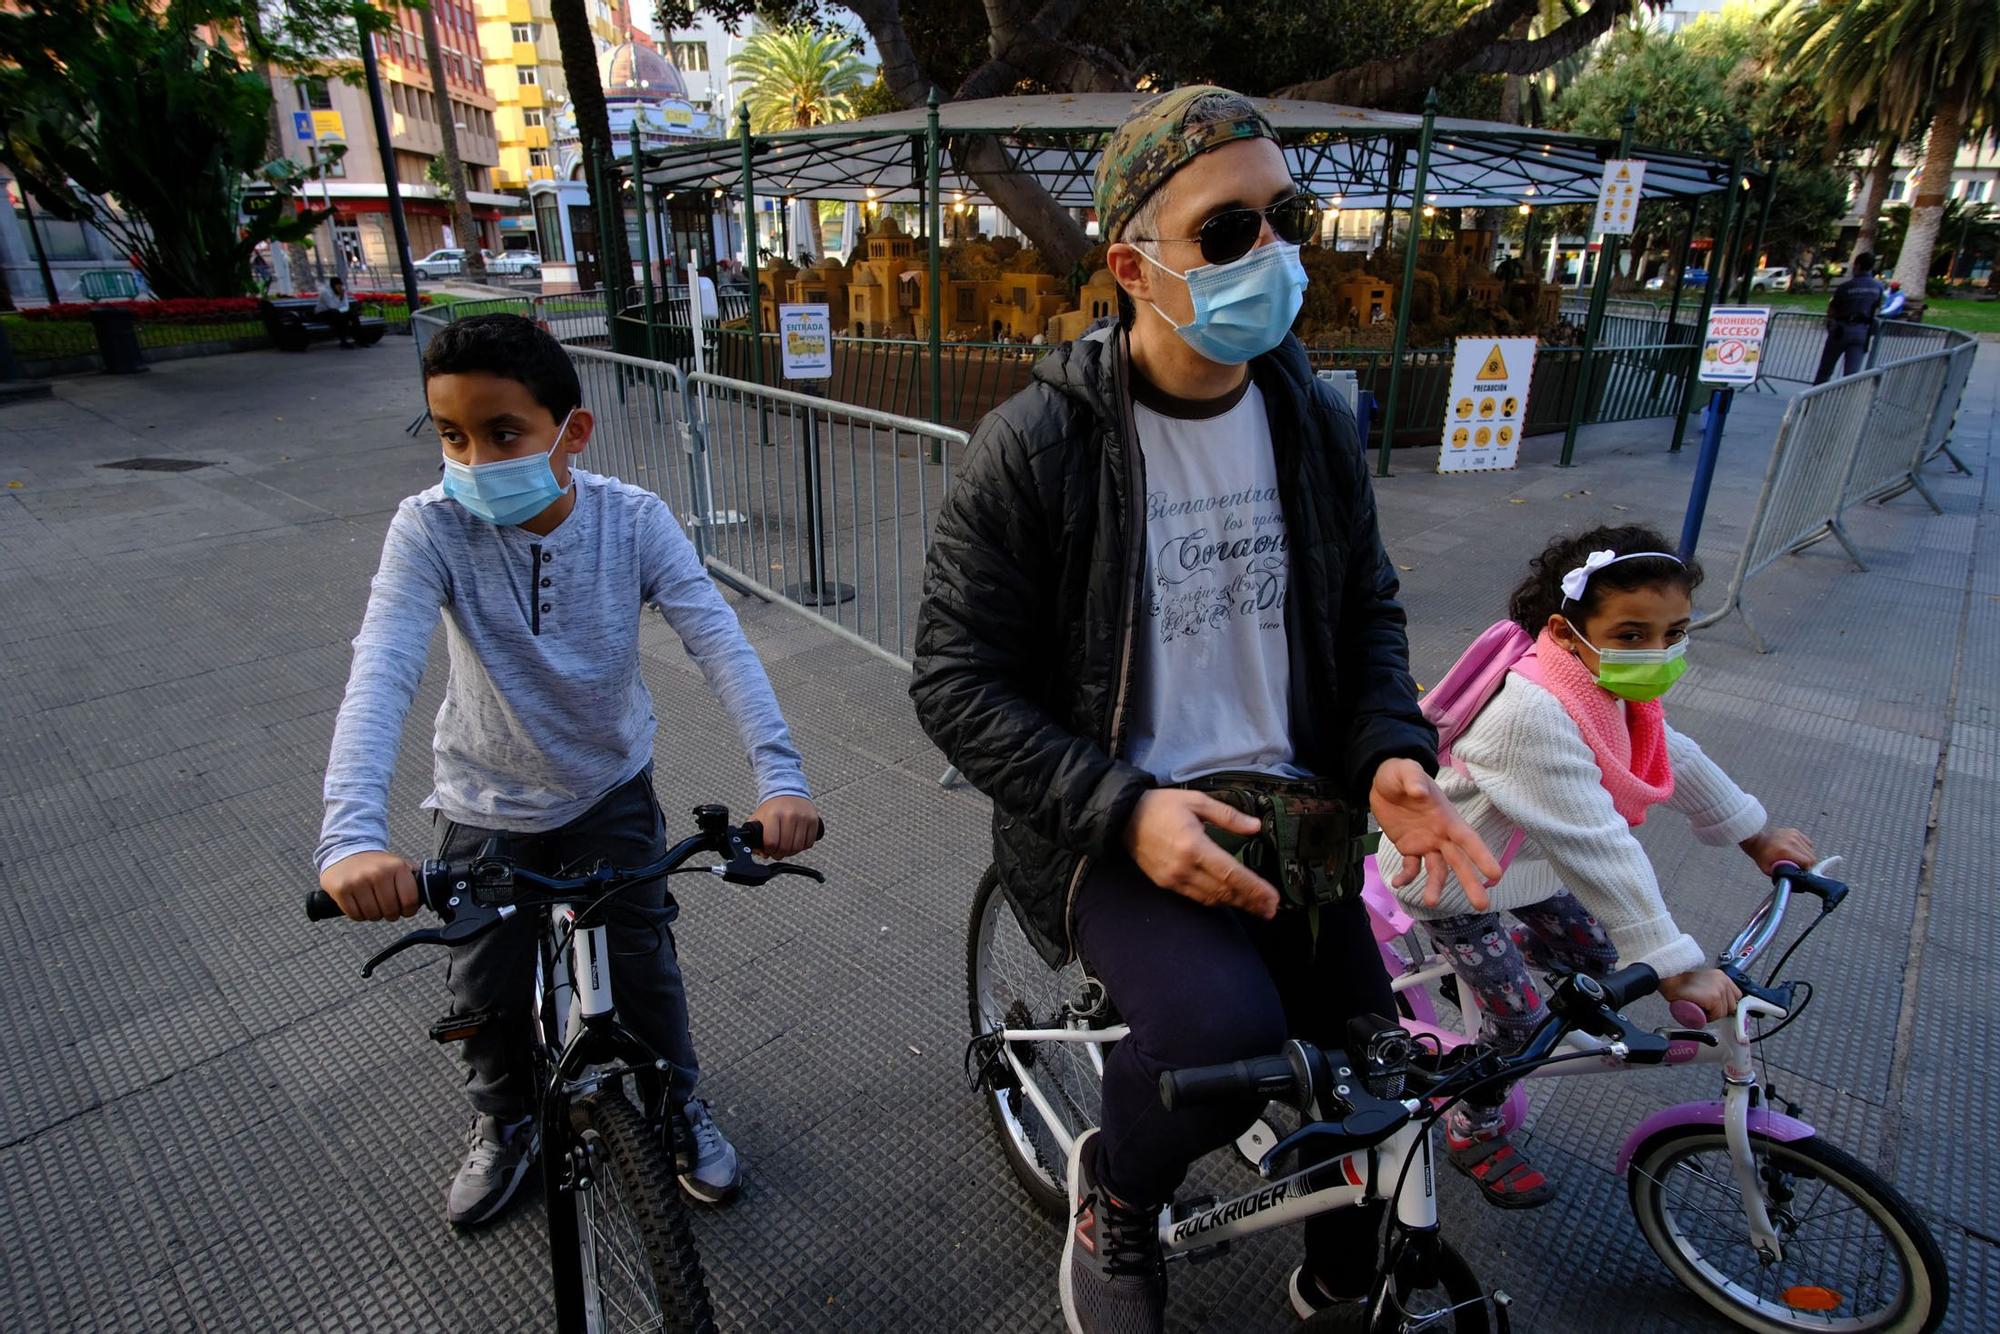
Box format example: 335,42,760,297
1182,771,1376,914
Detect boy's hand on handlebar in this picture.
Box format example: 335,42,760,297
750,795,822,858
1660,967,1742,1021
1370,758,1501,911
1741,826,1815,876
318,850,421,922
1124,790,1280,920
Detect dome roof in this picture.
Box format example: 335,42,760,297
600,41,687,101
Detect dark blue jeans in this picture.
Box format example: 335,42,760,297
1074,855,1395,1295
439,766,697,1120
1813,320,1872,383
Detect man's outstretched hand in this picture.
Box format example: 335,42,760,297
1371,758,1500,910
1124,789,1280,919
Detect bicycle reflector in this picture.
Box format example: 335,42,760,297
1782,1286,1843,1313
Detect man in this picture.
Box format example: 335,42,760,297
1813,251,1887,383
1880,279,1908,321
314,276,364,348
910,87,1497,1333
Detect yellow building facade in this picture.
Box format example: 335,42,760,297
474,0,625,194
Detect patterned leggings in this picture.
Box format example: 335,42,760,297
1423,893,1619,1129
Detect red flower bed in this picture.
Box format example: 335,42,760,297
24,292,431,322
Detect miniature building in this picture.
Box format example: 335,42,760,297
843,215,925,336
1335,276,1392,327
1046,268,1120,342
988,271,1067,341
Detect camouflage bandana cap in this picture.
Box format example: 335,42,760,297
1094,86,1279,245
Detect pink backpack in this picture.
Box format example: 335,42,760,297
1417,619,1544,868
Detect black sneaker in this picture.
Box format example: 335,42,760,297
446,1114,539,1227
1060,1128,1165,1334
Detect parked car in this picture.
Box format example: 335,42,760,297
484,249,542,277
412,248,468,280
1644,266,1711,291
1750,266,1792,292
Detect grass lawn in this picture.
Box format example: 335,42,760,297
1682,288,2000,335
5,300,433,361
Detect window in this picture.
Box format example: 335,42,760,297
1887,176,1907,202
1968,179,1992,204
671,41,709,72
517,65,538,85
447,52,463,81
299,77,333,110
523,109,544,128
535,193,566,260
530,148,551,167
511,23,533,42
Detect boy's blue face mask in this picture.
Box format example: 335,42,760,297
441,408,575,526
1136,240,1308,365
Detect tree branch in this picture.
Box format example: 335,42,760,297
1272,0,1538,107
1460,0,1642,77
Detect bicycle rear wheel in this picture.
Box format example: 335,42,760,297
966,868,1106,1218
1627,1128,1948,1333
569,1092,717,1334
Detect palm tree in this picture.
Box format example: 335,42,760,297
1796,0,2000,302
729,26,870,260
550,0,629,292
419,0,484,275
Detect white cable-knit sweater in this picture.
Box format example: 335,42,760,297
1376,675,1768,978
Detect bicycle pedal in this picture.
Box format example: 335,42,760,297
429,1008,504,1044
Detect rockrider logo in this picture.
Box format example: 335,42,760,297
1168,1181,1292,1245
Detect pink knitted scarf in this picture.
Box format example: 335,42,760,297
1519,628,1674,825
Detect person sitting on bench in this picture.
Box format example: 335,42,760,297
316,277,364,348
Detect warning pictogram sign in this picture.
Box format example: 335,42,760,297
1594,159,1645,236
1475,345,1510,382
1441,336,1536,474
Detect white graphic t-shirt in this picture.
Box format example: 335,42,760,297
1124,376,1301,783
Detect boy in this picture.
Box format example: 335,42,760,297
316,314,820,1227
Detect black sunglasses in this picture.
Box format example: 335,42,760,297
1128,193,1324,266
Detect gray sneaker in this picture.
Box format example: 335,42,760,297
446,1114,539,1228
678,1098,741,1204
1060,1128,1165,1334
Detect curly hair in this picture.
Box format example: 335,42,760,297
1507,524,1703,633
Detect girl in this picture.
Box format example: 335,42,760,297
1377,524,1814,1209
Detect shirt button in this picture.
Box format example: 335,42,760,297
540,602,551,613
540,577,552,588
541,551,553,564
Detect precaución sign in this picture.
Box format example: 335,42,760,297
1440,336,1537,473
1699,305,1772,386
1594,159,1645,236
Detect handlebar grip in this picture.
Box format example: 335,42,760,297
305,889,345,922
737,818,827,852
1159,1054,1298,1114
1595,962,1661,1010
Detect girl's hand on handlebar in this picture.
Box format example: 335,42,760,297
318,850,421,921
1741,826,1815,876
750,795,822,858
1660,967,1742,1022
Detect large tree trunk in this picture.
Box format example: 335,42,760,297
421,5,485,274
240,12,307,293
1850,141,1896,268
1892,98,1962,297
806,204,826,261
551,0,630,291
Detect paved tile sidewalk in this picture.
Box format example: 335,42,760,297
1,340,1995,1332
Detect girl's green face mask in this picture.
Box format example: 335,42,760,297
1579,636,1689,702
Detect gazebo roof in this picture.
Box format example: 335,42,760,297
628,93,1742,210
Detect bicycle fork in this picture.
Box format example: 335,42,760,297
1721,998,1788,1264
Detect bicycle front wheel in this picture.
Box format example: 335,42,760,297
1628,1128,1948,1333
570,1093,717,1334
966,868,1106,1218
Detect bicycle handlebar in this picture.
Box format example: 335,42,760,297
1160,1054,1300,1114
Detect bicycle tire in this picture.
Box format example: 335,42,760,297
965,867,1104,1219
569,1093,717,1334
1300,1238,1489,1334
1627,1127,1948,1333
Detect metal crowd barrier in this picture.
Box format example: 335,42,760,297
688,370,967,669
1694,326,1978,652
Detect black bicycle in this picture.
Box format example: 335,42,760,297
307,803,823,1334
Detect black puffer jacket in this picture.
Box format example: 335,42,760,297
911,328,1436,966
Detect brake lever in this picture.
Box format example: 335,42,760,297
360,908,509,977
1257,1105,1410,1179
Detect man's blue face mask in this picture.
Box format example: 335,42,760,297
440,407,576,526
1136,241,1308,365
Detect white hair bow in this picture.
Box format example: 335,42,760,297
1561,548,1682,603
1561,549,1620,603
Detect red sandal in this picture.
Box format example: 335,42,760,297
1446,1124,1558,1209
